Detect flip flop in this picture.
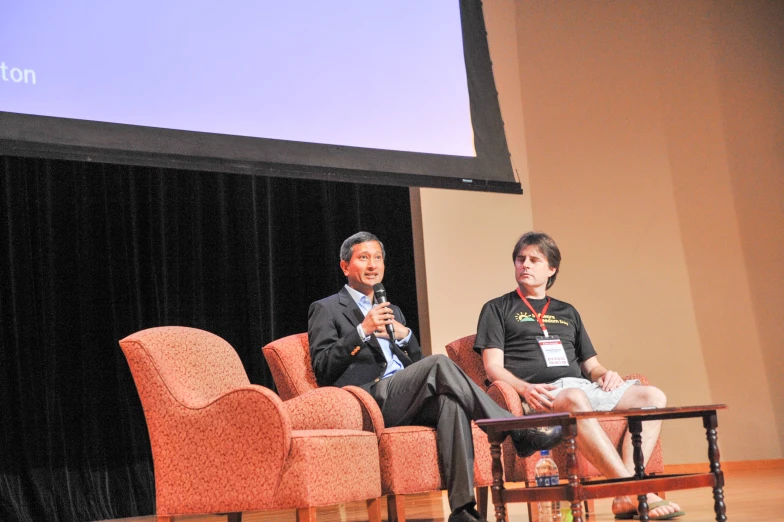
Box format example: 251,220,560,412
614,500,686,520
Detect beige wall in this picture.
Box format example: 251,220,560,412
414,0,784,464
710,0,784,458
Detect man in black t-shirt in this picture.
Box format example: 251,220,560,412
474,232,684,520
476,293,597,385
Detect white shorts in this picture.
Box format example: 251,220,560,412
524,377,640,413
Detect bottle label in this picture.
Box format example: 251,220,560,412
535,474,558,487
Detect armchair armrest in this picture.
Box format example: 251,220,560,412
487,380,524,416
624,373,650,386
282,386,365,431
149,384,292,512
343,385,386,438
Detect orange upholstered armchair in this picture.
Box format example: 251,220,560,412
119,326,383,522
263,333,494,522
446,335,664,507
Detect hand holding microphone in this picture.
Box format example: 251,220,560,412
359,284,409,340
373,283,395,340
360,301,395,338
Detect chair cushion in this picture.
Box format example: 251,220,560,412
379,426,443,495
471,423,494,487
378,424,494,495
274,429,381,508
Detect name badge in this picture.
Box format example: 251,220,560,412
536,335,569,367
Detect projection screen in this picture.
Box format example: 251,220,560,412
0,0,520,193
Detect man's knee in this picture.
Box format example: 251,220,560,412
643,386,667,408
621,384,667,408
432,353,450,364
432,353,462,373
553,388,592,412
417,353,449,371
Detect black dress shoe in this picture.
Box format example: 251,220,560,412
448,504,488,522
510,426,563,457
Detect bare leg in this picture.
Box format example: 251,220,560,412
552,388,681,519
616,385,667,473
552,389,630,478
613,386,681,519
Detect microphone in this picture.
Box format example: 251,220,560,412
373,283,395,340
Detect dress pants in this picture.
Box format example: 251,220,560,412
373,354,514,510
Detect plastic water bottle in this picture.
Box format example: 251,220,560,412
534,450,562,521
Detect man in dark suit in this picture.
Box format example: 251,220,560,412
308,231,562,522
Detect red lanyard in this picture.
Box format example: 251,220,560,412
515,288,551,337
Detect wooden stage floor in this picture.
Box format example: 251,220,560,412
97,468,783,522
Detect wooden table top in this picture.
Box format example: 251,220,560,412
475,404,728,432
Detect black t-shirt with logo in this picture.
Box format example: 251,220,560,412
474,290,597,384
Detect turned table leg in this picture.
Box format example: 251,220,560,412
564,420,584,522
489,435,507,522
703,412,727,522
628,418,649,522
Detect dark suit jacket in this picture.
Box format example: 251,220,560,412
308,286,422,389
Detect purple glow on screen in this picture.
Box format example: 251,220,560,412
1,1,475,157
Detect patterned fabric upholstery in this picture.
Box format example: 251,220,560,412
274,429,380,507
344,385,386,437
262,333,318,400
344,383,495,493
446,336,490,390
262,333,493,513
283,386,365,431
120,326,381,518
446,334,665,483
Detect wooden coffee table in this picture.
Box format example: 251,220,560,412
476,404,728,522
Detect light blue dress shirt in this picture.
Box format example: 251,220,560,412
344,284,409,378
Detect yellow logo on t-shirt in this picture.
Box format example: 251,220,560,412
514,312,570,326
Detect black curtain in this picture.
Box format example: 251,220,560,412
0,156,418,522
